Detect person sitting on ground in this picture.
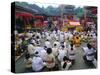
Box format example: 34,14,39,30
31,38,36,46
67,44,76,65
32,52,46,72
32,34,36,39
24,53,32,69
35,43,47,61
46,34,51,41
53,39,60,49
35,35,41,46
61,56,72,70
64,32,69,42
60,41,67,48
52,44,59,57
83,43,95,64
84,33,88,41
45,39,52,48
36,32,41,39
59,32,65,42
45,48,56,71
45,31,49,39
67,43,76,51
44,46,47,51
34,42,43,54
58,45,67,62
74,36,81,47
27,42,35,55
68,32,73,42
41,31,45,39
21,38,28,52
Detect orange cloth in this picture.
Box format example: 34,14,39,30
74,36,81,46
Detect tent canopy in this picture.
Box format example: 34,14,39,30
69,21,80,26
16,12,44,19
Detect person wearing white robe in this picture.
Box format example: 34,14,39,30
58,45,67,62
39,49,47,61
45,31,49,39
45,48,56,70
36,32,41,39
59,33,65,42
41,31,45,38
32,52,46,72
83,43,95,61
67,43,76,51
53,40,60,49
61,56,72,70
68,33,73,41
27,43,35,55
67,44,76,64
64,32,68,41
52,44,59,57
31,39,36,46
57,29,60,35
68,47,76,62
35,45,47,61
45,39,52,48
26,32,32,39
16,38,22,46
46,34,51,41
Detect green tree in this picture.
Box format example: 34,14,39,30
75,7,84,18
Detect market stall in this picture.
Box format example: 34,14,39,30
61,20,83,32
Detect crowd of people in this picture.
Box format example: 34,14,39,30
15,24,97,72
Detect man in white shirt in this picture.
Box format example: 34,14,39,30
60,41,67,48
58,45,67,62
26,31,32,39
52,44,59,57
39,49,47,61
57,29,60,35
36,32,41,39
53,40,60,49
59,32,65,42
32,52,46,72
41,31,45,39
45,39,52,48
31,38,36,46
61,56,72,70
45,48,56,70
83,43,95,62
64,32,68,41
67,47,76,64
35,44,47,61
35,37,41,46
27,42,35,55
69,33,73,41
45,31,49,39
46,34,51,41
53,32,58,40
16,38,22,46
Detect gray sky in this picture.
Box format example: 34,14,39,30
20,0,84,8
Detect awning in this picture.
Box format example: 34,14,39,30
16,12,33,17
69,21,80,26
16,12,44,19
86,22,94,25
